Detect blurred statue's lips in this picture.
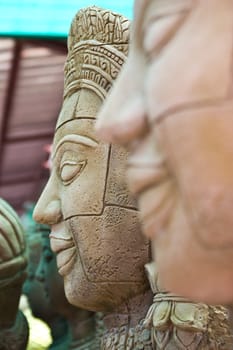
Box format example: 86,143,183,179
50,224,76,276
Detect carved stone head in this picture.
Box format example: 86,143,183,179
96,0,233,303
34,6,150,312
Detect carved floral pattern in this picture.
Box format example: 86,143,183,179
64,6,130,100
144,263,233,349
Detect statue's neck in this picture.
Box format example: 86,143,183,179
68,311,95,347
101,290,153,349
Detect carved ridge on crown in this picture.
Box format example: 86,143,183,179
64,6,130,100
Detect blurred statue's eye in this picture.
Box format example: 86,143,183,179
60,160,87,185
143,13,186,59
44,248,53,263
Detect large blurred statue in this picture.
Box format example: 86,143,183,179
0,198,29,349
96,0,233,304
33,4,233,350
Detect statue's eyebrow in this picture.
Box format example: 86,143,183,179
52,134,98,160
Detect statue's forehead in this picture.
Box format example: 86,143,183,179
56,89,103,129
54,118,97,147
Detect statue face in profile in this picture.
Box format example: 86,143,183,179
96,0,233,303
34,7,149,312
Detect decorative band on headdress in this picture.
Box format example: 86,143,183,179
63,6,130,100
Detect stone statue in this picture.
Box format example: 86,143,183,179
0,198,29,349
33,5,233,350
22,203,100,349
95,0,233,304
33,6,154,348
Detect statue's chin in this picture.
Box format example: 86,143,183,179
56,246,76,277
63,262,149,312
152,204,233,304
159,260,233,305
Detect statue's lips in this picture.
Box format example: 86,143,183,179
49,235,74,253
50,229,76,276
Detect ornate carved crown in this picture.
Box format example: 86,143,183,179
64,6,130,101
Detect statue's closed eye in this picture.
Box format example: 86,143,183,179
60,160,87,185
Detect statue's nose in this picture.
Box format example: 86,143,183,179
96,94,147,146
33,199,62,226
35,263,45,283
96,51,146,146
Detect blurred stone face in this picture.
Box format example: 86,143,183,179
34,88,149,312
96,0,233,303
